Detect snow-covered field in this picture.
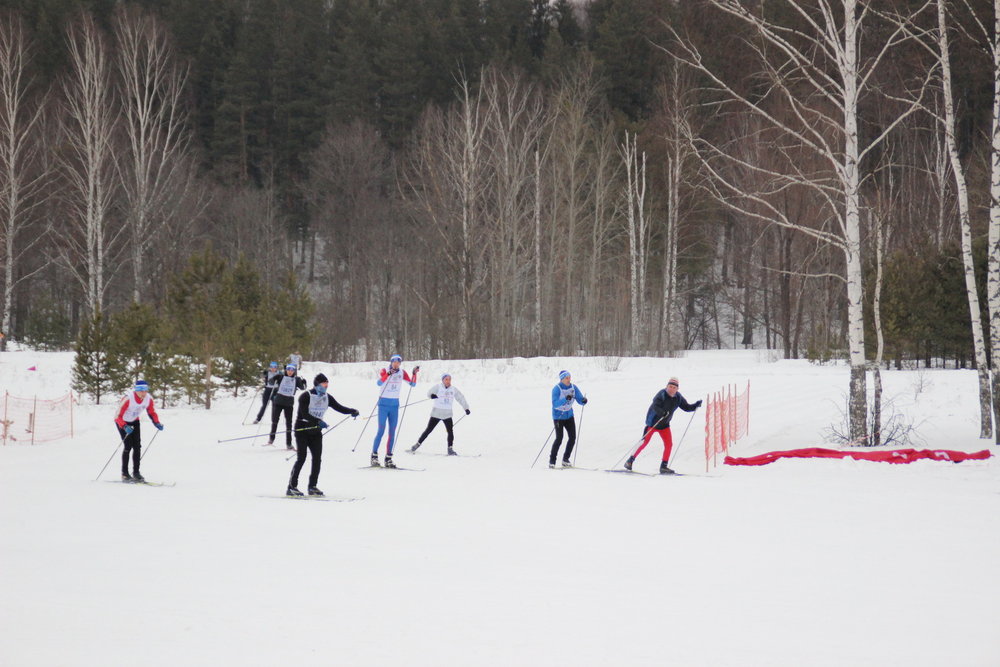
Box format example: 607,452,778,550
1,349,997,666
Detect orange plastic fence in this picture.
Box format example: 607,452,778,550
1,391,74,445
704,381,749,470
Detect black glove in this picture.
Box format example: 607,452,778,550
693,400,703,409
580,397,588,405
388,367,398,375
318,420,329,429
465,409,470,415
413,365,420,373
350,409,360,418
430,394,438,399
566,392,574,400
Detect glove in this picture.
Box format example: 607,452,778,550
318,420,329,429
693,400,703,409
350,409,360,418
581,397,588,405
123,425,134,435
388,367,398,375
430,394,438,399
154,422,164,431
465,409,470,415
565,397,573,404
413,365,420,373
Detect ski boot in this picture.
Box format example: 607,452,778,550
624,456,635,471
561,459,573,468
370,453,381,467
659,461,675,475
548,460,556,469
121,472,133,482
252,419,260,425
447,446,458,456
308,487,324,496
409,442,421,453
384,455,397,469
266,439,275,446
132,471,145,483
287,486,304,497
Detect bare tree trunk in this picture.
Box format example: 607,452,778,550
114,6,192,305
935,0,992,438
60,13,122,316
988,0,1000,444
871,214,886,447
0,15,47,349
533,147,542,352
621,132,649,354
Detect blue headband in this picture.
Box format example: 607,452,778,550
134,381,149,392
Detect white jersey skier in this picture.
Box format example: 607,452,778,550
409,373,470,455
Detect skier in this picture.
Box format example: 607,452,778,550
269,363,306,449
549,370,587,468
409,372,470,455
253,361,282,424
287,373,360,497
289,351,303,373
113,379,164,482
625,376,702,474
371,354,419,468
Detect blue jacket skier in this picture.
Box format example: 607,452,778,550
549,370,587,467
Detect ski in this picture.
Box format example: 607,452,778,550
604,469,657,477
258,495,364,502
358,465,426,472
416,453,482,458
605,469,694,477
106,479,176,487
550,466,600,471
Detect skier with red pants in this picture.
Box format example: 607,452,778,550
625,376,701,474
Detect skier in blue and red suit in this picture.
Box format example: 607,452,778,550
625,376,701,474
371,354,419,469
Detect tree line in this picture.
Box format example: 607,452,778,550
0,1,997,442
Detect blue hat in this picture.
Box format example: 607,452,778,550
441,373,451,381
286,364,296,371
558,370,571,381
389,354,402,363
269,361,278,368
134,380,149,392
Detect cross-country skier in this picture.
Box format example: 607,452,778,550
409,372,470,455
289,351,303,373
114,379,164,482
371,354,419,468
625,376,701,474
287,373,360,497
253,361,282,424
269,364,306,449
549,370,587,468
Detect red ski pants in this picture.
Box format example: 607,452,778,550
633,426,672,462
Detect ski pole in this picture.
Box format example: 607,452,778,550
285,415,356,461
139,429,161,462
95,430,130,481
351,369,392,452
217,426,318,443
530,425,557,469
610,413,670,469
572,404,586,467
241,387,261,425
394,380,416,451
452,413,468,427
667,409,698,469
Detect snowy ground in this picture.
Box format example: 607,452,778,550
1,350,997,666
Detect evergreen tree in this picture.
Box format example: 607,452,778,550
72,310,120,405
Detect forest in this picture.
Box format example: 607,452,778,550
0,0,997,440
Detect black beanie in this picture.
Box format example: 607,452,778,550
313,373,328,386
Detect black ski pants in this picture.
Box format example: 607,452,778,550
417,416,454,447
550,418,576,464
270,402,293,446
255,387,275,422
289,428,323,489
117,420,141,474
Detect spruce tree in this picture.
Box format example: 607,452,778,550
72,311,120,405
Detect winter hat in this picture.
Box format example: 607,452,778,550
286,364,297,371
314,373,329,386
441,373,451,381
389,354,403,363
269,361,278,368
558,370,571,381
667,377,680,387
134,380,149,392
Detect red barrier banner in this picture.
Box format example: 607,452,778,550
724,447,992,467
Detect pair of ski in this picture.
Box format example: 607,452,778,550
550,467,690,477
108,479,176,487
259,494,364,503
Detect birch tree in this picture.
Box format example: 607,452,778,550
991,0,1000,444
930,0,992,438
114,6,193,304
669,1,933,442
620,131,651,353
0,15,48,349
59,13,122,316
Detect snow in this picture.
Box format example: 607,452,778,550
1,350,998,666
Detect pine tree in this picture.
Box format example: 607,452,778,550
72,310,121,405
